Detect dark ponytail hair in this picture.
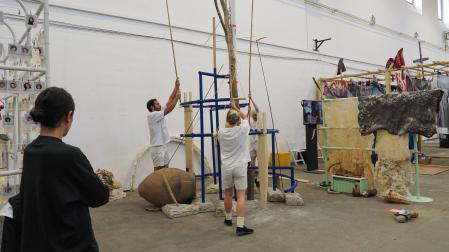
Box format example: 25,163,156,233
30,87,75,128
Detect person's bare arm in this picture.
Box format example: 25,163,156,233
168,78,180,101
164,78,181,115
164,89,181,115
230,99,247,120
250,95,260,113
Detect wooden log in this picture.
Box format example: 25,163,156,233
258,112,268,208
162,174,179,206
184,92,194,173
385,65,392,94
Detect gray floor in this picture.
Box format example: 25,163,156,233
92,156,449,252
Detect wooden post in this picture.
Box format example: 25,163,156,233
214,0,239,105
258,112,268,208
385,66,393,95
184,92,194,173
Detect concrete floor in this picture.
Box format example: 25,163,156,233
92,150,449,252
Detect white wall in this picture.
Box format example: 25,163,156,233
1,0,448,188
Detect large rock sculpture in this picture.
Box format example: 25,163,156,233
138,168,196,208
358,90,443,137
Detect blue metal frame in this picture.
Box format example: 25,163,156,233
179,70,297,203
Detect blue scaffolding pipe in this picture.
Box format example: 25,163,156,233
181,133,213,138
249,129,279,135
181,130,278,138
209,103,249,110
199,71,229,79
248,165,297,192
180,97,235,107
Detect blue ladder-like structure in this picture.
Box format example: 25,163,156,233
180,69,298,203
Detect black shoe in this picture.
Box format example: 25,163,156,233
236,226,254,236
224,219,233,226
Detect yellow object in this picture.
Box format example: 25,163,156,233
268,152,292,166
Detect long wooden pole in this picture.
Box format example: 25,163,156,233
385,66,392,94
162,174,179,206
321,61,449,82
164,0,178,78
248,0,254,124
258,112,268,209
184,92,194,173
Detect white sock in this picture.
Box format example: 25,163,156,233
237,217,244,228
225,212,232,221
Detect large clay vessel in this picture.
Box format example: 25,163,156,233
138,168,196,207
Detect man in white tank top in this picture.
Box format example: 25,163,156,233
146,78,181,171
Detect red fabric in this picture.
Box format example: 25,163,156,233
385,48,405,69
393,48,405,68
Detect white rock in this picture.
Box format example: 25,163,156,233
285,193,305,206
267,188,285,202
162,204,200,218
206,184,220,194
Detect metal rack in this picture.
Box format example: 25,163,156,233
318,61,449,202
0,0,50,184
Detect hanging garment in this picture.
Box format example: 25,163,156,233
394,72,407,92
436,75,449,127
348,83,361,97
407,77,429,91
337,58,346,75
370,81,386,96
324,86,352,99
358,90,444,138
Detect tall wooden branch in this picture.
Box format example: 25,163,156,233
214,0,239,106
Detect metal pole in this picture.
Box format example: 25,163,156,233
271,132,276,190
199,72,206,203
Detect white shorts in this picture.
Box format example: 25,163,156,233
222,164,248,190
150,145,170,167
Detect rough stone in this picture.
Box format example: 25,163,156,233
206,183,219,194
267,188,285,202
285,192,305,206
358,90,443,137
195,201,216,213
162,204,200,219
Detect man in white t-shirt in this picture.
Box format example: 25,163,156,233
217,100,254,236
146,78,181,171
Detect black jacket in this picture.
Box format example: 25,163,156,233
10,136,109,252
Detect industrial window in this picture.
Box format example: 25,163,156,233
437,0,443,20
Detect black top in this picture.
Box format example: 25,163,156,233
19,136,109,252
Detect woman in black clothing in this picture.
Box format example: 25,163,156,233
9,87,109,251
